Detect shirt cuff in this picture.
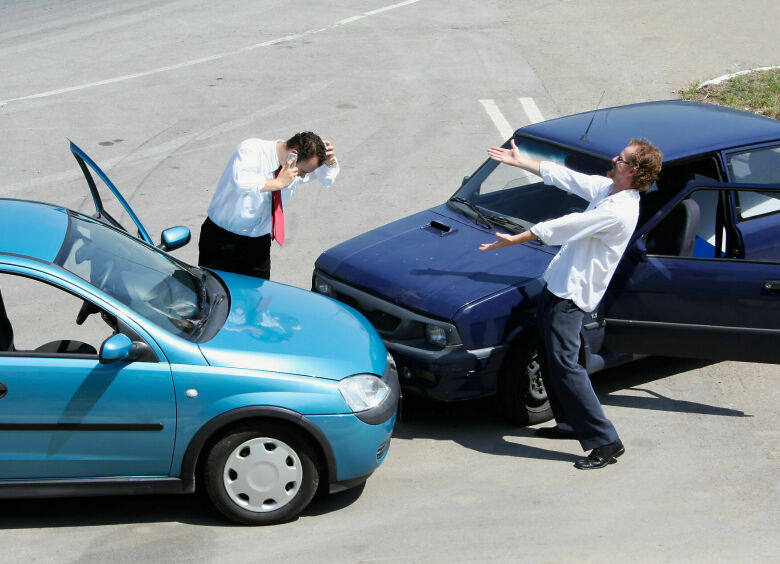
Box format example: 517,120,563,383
530,223,551,244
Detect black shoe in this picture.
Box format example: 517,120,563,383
574,440,625,470
534,426,576,439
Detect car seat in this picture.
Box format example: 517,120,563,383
645,198,701,257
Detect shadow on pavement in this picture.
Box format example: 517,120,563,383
394,394,579,461
0,492,227,529
0,478,365,529
393,356,749,459
593,356,750,418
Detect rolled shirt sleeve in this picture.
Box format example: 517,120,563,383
302,157,340,187
540,161,612,202
531,208,621,247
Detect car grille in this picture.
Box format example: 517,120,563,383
376,438,391,460
336,293,402,333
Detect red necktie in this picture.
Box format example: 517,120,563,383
271,165,285,246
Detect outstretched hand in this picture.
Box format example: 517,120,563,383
487,138,523,167
479,232,514,251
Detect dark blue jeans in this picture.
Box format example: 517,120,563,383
536,288,618,451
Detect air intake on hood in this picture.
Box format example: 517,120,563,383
423,220,455,236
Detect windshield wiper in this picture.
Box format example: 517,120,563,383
449,197,492,228
484,214,526,233
196,269,209,312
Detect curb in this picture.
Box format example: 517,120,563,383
697,66,780,88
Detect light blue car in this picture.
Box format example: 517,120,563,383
0,142,399,525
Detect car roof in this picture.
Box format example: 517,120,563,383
0,199,69,263
518,100,780,163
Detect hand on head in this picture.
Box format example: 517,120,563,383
324,139,336,165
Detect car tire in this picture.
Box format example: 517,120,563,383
497,340,553,426
203,422,320,525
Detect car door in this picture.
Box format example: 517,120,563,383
602,182,780,363
70,140,154,245
0,268,176,479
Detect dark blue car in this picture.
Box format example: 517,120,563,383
313,100,780,424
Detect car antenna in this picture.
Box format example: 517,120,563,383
580,90,606,141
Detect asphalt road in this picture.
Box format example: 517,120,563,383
1,1,779,562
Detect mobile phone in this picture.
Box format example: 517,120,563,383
286,151,298,166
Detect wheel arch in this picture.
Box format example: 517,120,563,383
180,406,337,489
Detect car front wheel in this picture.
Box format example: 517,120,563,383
203,423,320,525
497,340,553,425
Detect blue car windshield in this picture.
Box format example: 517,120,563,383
55,212,207,338
450,136,611,232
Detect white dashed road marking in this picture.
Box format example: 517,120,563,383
480,98,546,139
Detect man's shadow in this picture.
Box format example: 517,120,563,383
393,355,747,460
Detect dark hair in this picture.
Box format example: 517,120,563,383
628,138,663,192
286,132,326,166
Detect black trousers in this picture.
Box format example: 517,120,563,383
536,287,619,451
198,217,272,280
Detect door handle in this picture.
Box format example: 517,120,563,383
764,279,780,292
0,382,6,399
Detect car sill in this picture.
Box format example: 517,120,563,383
0,477,194,499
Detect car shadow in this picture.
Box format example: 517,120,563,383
594,356,750,418
393,356,749,460
0,492,228,529
0,482,366,529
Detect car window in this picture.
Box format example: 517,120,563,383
646,188,779,262
726,145,780,184
451,137,607,230
735,190,780,221
55,212,208,338
0,272,114,356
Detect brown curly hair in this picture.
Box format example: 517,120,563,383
628,138,663,192
286,132,327,166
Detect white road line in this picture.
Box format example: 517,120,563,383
479,99,514,140
518,97,544,124
365,0,423,16
0,0,423,107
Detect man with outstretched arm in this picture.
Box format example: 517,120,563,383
480,138,662,470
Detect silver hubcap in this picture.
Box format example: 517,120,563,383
222,437,303,513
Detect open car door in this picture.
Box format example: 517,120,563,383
69,141,190,251
603,182,780,364
70,140,154,244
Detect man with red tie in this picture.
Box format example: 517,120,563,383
198,132,338,279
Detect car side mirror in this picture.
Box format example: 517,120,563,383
626,239,647,263
99,333,154,364
99,333,133,364
158,226,191,252
461,175,470,187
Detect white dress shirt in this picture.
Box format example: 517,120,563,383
530,161,640,312
207,138,339,237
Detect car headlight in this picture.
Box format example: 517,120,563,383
313,275,335,297
338,374,390,412
425,324,448,347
